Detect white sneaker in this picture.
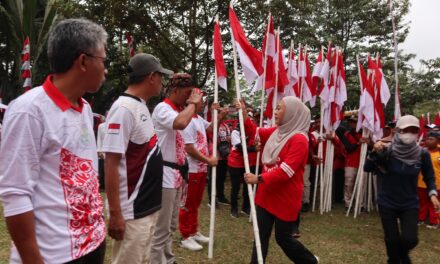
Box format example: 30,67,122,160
180,237,203,251
191,232,210,244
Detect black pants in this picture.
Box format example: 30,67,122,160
378,205,419,264
251,206,317,264
229,166,254,211
333,168,345,204
98,158,105,191
64,240,106,264
207,159,228,200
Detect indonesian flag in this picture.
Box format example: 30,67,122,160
367,55,385,138
419,115,427,138
212,18,227,90
125,32,135,57
284,47,299,97
301,52,316,107
21,37,32,91
312,47,324,92
229,6,263,86
319,44,332,106
377,56,391,106
434,112,440,126
274,31,289,93
356,60,375,133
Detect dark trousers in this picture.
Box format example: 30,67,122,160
229,166,254,211
251,206,317,264
378,205,419,264
333,168,345,204
64,240,106,264
207,159,228,200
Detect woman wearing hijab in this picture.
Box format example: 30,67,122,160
242,96,318,264
364,115,440,264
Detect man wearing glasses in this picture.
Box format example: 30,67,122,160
101,53,173,263
0,19,107,263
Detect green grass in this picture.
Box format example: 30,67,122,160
1,195,440,263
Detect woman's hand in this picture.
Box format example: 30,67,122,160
244,173,258,184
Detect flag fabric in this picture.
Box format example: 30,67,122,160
312,48,324,92
213,19,228,90
302,51,317,107
21,37,32,92
377,56,391,106
284,47,299,97
125,32,135,57
273,31,289,93
434,112,440,126
356,60,375,133
319,44,333,107
264,89,284,119
419,115,427,139
229,6,263,86
367,55,386,138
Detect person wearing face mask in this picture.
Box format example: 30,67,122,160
364,115,440,264
242,97,319,264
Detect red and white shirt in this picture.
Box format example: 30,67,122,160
101,94,163,220
182,115,210,173
0,76,106,263
152,99,186,188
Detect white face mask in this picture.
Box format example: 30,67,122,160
398,133,418,144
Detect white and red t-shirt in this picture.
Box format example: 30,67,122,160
0,76,106,263
182,115,210,173
152,99,186,188
101,94,163,220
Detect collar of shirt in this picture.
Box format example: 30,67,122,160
43,75,84,113
164,98,183,112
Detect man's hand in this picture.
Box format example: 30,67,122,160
373,141,386,152
431,195,440,213
186,89,203,105
108,213,125,241
206,156,218,167
312,155,323,165
359,137,371,145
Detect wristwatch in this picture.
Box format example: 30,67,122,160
258,174,263,183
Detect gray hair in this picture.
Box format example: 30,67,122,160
47,18,108,73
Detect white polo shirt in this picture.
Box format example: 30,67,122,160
0,76,106,263
152,99,186,188
182,115,210,173
101,94,163,220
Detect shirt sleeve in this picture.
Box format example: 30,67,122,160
202,117,210,130
231,130,241,146
182,120,196,145
0,112,43,217
421,150,438,196
153,103,178,131
101,106,135,154
261,135,309,185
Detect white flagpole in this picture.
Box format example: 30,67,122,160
208,15,220,259
298,43,303,101
389,0,401,121
252,12,272,222
230,4,263,262
271,28,280,125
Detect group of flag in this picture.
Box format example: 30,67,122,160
214,5,349,132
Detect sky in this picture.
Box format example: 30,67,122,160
401,0,440,70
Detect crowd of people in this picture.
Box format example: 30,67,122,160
0,18,439,264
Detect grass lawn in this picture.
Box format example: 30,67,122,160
1,194,439,263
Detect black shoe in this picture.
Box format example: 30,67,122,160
241,208,250,216
231,208,239,218
301,203,310,212
218,197,230,205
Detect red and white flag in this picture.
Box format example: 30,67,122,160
125,32,135,57
213,18,227,90
284,44,299,97
274,31,289,93
301,51,316,107
319,44,333,107
377,56,391,106
434,112,440,126
367,55,385,138
21,37,32,92
356,59,375,133
229,6,263,86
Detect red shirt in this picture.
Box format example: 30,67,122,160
227,125,258,168
244,118,308,222
344,131,362,168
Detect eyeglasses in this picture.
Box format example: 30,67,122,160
84,53,109,68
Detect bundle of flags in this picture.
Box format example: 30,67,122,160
21,37,32,92
356,54,391,139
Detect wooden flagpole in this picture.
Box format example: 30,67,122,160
230,5,263,262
